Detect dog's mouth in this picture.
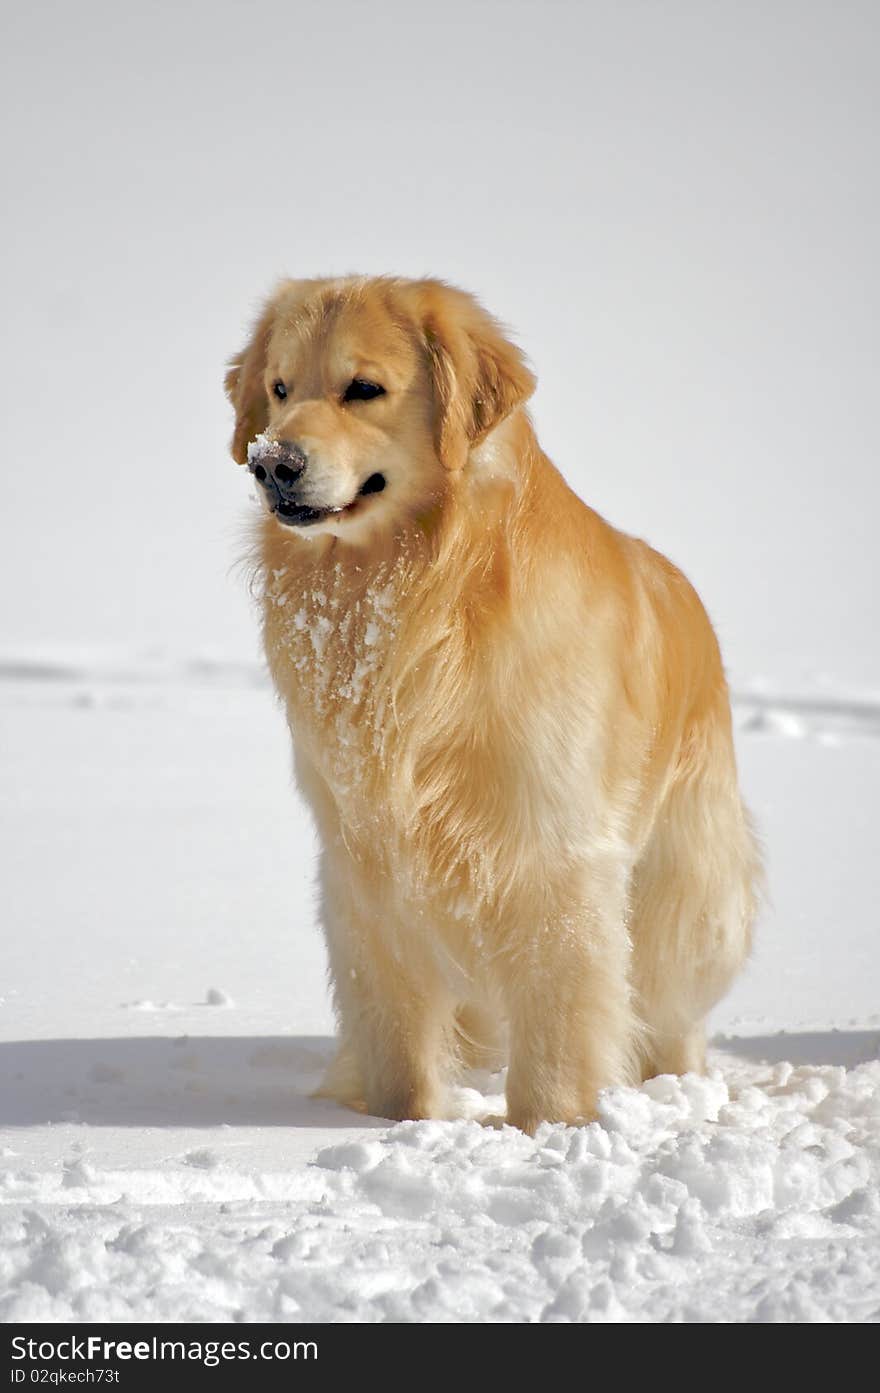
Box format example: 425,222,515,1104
271,473,386,529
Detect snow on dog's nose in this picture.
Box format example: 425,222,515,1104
247,433,307,504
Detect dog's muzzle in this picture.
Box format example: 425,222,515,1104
245,432,387,528
246,436,333,526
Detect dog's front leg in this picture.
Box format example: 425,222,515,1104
328,940,452,1122
352,970,450,1123
498,876,638,1134
319,856,451,1122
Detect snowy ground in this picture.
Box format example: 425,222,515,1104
1,651,879,1323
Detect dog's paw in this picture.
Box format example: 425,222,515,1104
479,1112,511,1130
312,1045,366,1112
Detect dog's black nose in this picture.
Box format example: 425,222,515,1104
274,460,300,486
248,440,307,501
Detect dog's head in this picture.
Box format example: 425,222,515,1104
224,277,536,537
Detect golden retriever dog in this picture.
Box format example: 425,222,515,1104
225,276,760,1134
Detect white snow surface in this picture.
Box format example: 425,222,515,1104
1,651,879,1323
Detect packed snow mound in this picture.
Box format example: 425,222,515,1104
2,1049,878,1323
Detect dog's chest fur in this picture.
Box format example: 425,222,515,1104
262,553,407,809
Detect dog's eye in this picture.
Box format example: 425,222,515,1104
272,381,288,400
343,379,385,403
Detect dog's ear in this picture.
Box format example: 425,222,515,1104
224,300,278,465
416,282,536,472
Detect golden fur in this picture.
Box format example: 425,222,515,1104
225,275,761,1133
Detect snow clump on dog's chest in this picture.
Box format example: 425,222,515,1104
265,561,403,793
